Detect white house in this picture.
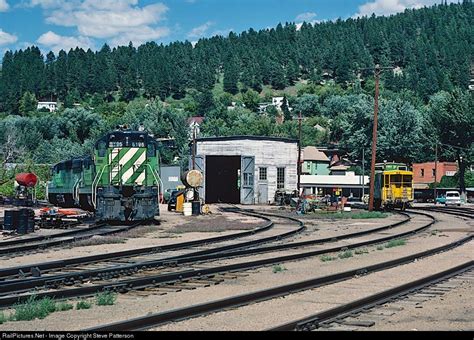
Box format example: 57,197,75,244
37,101,57,112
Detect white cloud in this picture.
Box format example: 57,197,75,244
110,26,170,46
0,0,9,11
0,29,17,46
295,12,317,22
354,0,458,17
37,31,94,52
29,0,170,46
187,21,214,38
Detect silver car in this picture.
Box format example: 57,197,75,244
445,191,461,206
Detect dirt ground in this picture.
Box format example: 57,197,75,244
0,204,471,331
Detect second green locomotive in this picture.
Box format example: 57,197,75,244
48,129,161,222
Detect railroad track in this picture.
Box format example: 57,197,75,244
0,221,143,256
412,206,473,219
269,261,473,331
84,235,472,331
0,209,432,309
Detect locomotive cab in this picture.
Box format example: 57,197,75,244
93,130,161,222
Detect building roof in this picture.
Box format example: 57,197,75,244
330,165,350,171
195,135,298,144
302,146,330,162
187,117,205,125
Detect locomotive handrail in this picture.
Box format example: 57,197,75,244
91,164,109,209
146,164,163,203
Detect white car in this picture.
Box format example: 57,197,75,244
445,191,461,206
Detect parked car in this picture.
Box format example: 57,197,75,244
435,195,446,205
445,191,461,206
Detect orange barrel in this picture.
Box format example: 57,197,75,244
15,173,38,187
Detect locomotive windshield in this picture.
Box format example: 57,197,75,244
108,133,147,148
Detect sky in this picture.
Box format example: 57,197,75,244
0,0,455,55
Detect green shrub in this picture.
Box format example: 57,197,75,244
385,239,406,248
95,291,117,306
377,245,384,251
320,255,337,262
56,302,74,312
338,250,353,259
0,311,7,324
272,265,287,273
76,300,92,310
12,296,56,321
354,248,369,255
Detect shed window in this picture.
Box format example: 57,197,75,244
259,167,267,181
421,169,424,177
277,168,285,190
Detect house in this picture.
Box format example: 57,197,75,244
300,150,367,198
258,97,292,114
301,146,330,176
37,101,57,112
413,162,458,189
193,136,298,204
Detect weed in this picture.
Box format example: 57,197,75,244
11,296,56,321
272,265,287,273
377,246,384,251
0,311,7,324
431,230,439,236
56,302,74,312
351,212,389,219
320,255,337,262
76,300,92,310
338,250,353,259
95,291,117,306
354,248,369,255
385,239,406,248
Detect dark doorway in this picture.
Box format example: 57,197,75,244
206,156,241,204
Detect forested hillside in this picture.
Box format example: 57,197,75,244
0,1,473,194
0,1,472,112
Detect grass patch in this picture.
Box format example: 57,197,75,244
56,302,74,312
351,212,389,219
320,255,337,262
384,239,407,248
11,296,56,321
354,248,369,255
272,265,287,273
338,250,353,259
73,236,126,247
76,300,92,310
309,211,389,220
95,291,117,306
431,230,439,236
0,311,7,324
377,246,384,251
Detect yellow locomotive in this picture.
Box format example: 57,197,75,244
373,162,414,210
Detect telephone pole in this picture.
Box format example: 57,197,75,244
434,143,438,204
297,110,302,196
359,64,393,211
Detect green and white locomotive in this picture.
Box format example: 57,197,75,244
47,128,161,222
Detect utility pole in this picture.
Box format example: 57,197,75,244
434,143,438,204
362,148,365,198
359,64,393,211
368,65,381,212
297,110,302,197
192,125,196,170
